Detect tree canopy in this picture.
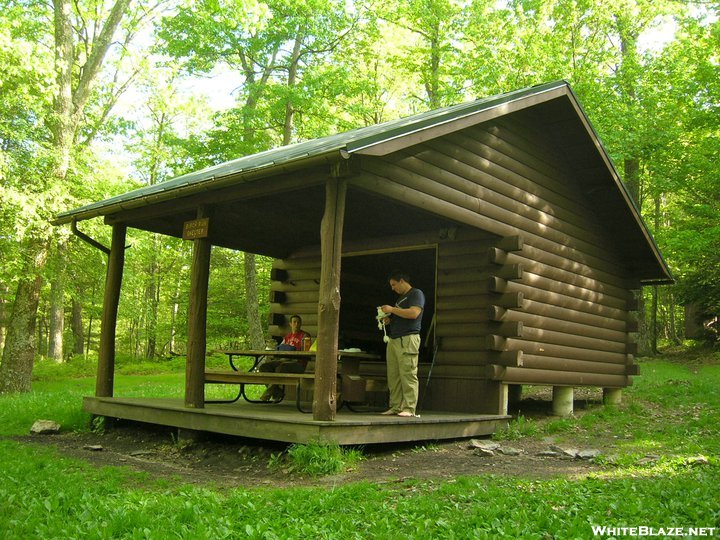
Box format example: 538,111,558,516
1,0,718,390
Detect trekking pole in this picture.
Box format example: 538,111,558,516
418,313,438,412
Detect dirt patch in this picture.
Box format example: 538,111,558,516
13,410,609,489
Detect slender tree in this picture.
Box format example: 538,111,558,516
0,0,134,392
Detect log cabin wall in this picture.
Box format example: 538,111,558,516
269,112,640,414
350,114,638,412
269,258,322,342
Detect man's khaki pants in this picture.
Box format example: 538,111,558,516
386,334,420,414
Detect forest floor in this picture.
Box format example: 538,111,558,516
16,388,612,489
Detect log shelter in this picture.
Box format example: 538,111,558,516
54,81,672,444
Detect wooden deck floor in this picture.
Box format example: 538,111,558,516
84,397,510,445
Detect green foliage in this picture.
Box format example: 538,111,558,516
270,440,364,476
493,414,540,440
2,0,720,386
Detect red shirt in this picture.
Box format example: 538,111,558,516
282,331,310,351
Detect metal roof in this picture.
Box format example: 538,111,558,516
53,80,569,225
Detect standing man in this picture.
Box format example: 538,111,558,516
380,271,425,417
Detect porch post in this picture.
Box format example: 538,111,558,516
185,206,212,408
96,223,126,397
313,177,347,421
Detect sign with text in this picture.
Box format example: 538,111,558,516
182,218,210,240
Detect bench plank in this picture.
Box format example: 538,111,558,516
205,371,315,386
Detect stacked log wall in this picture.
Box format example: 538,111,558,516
353,115,638,396
269,258,322,341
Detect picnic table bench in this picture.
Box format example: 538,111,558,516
205,349,386,412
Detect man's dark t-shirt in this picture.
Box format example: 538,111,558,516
388,287,425,338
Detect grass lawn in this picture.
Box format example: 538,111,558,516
0,351,718,538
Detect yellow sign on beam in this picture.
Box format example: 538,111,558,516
183,218,210,240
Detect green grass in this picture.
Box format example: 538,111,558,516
268,440,365,476
1,352,719,538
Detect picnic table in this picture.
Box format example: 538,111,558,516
205,349,384,412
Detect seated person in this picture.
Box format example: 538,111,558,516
260,314,311,401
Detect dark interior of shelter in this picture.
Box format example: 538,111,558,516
339,248,437,360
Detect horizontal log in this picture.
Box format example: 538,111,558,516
437,235,522,258
363,158,482,215
271,280,321,293
416,364,488,379
340,230,443,256
515,272,628,310
491,337,630,364
350,172,629,285
520,298,627,332
439,258,523,279
269,312,286,326
442,337,488,352
269,291,287,303
520,326,627,354
489,246,632,291
439,252,492,270
430,135,615,252
422,136,592,228
491,278,629,318
438,239,502,258
436,350,522,366
484,365,631,387
271,268,321,282
519,354,630,375
437,280,491,296
486,334,507,351
436,321,522,339
488,306,627,343
272,257,322,271
271,290,321,304
437,292,524,310
489,248,631,299
351,173,507,235
438,268,496,284
438,309,491,324
497,235,524,252
476,123,573,187
445,130,606,235
270,302,319,314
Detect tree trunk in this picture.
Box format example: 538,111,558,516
48,240,67,361
282,33,303,145
0,243,48,393
144,234,159,359
71,297,84,356
0,283,9,355
244,253,265,349
170,270,183,354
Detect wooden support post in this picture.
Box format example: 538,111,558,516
603,388,623,406
96,224,126,398
552,386,574,416
508,384,523,407
313,178,347,421
185,206,212,409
